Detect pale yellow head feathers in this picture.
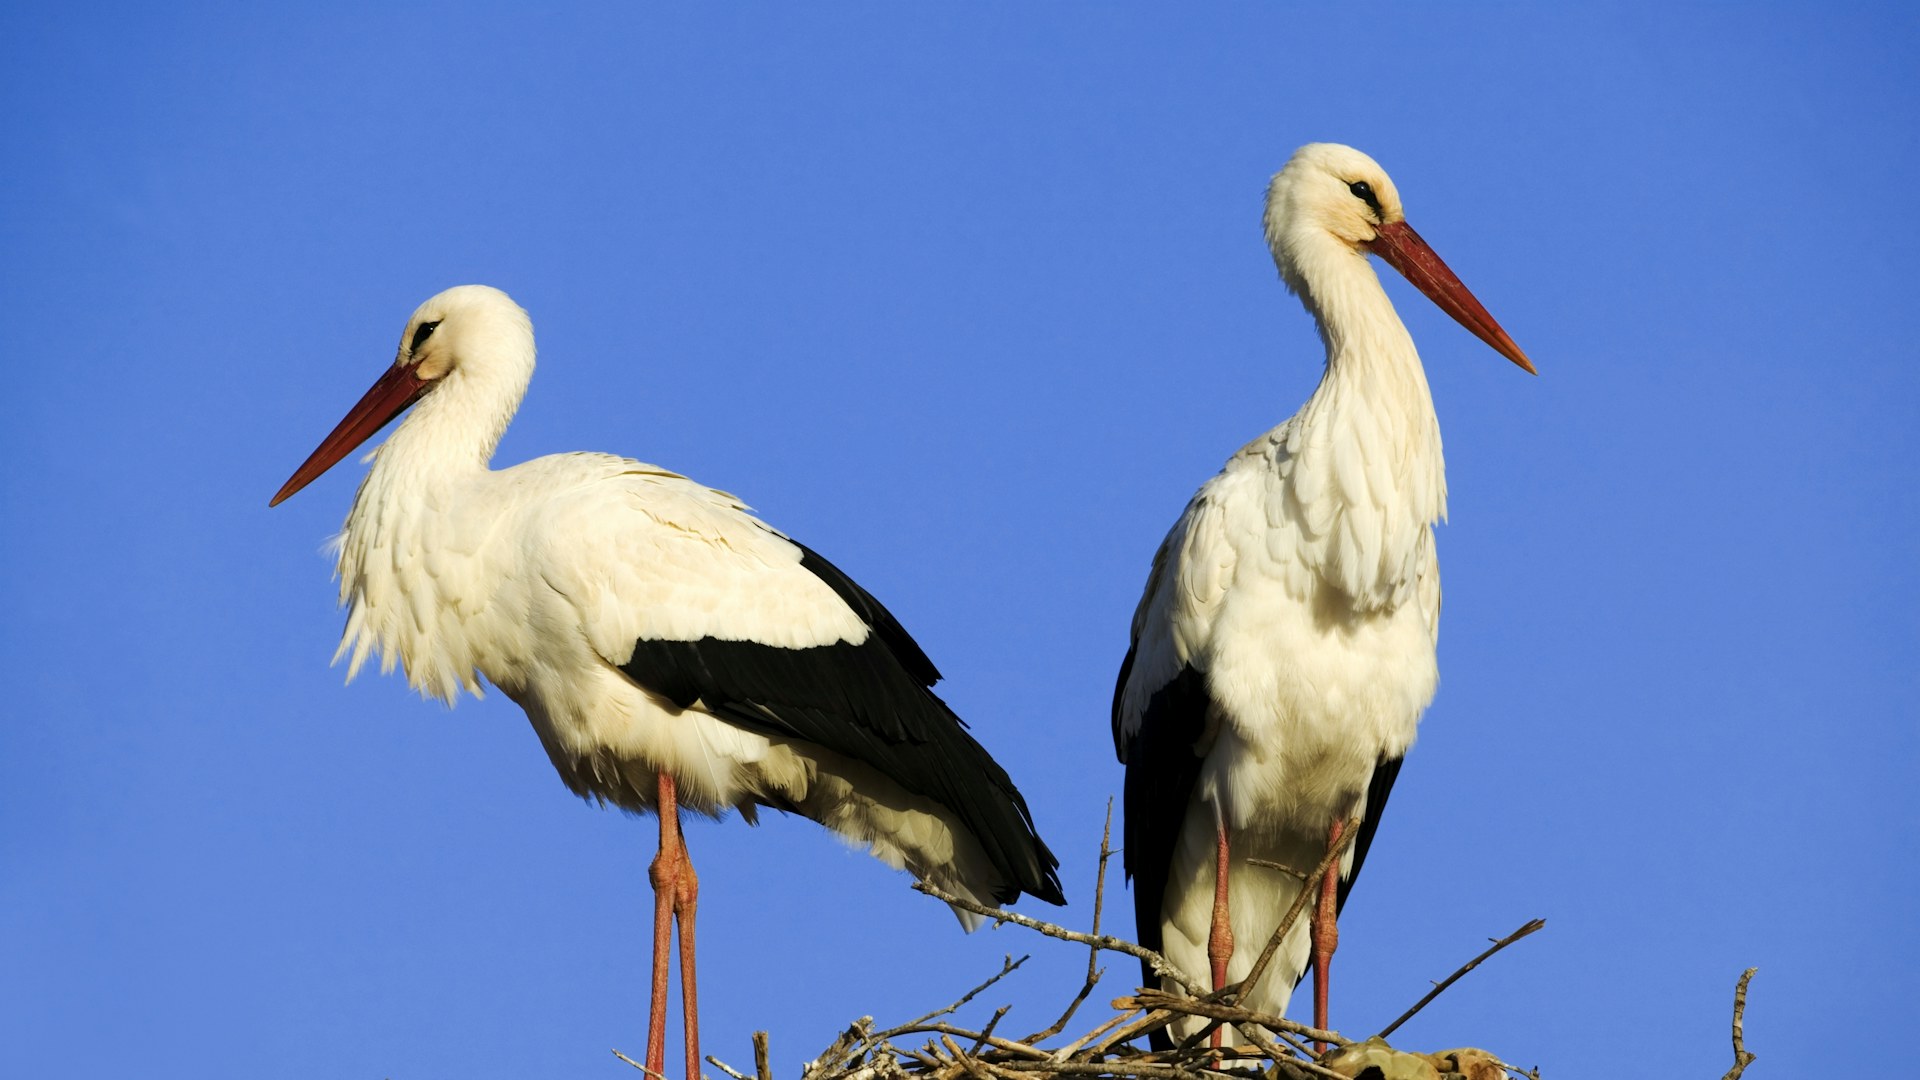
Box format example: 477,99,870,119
396,284,535,385
1265,143,1407,259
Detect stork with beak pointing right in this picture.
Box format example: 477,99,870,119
1113,143,1536,1045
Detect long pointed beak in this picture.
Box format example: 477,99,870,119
269,363,429,507
1366,221,1537,375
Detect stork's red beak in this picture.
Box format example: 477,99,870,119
1366,221,1537,375
269,363,429,506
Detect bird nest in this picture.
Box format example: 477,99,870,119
627,815,1757,1080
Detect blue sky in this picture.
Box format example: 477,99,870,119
3,5,1914,1077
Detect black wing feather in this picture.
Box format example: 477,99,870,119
619,540,1063,907
1336,754,1402,914
792,542,942,688
1115,651,1212,1010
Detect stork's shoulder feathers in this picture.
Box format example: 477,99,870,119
1112,425,1306,754
504,453,873,664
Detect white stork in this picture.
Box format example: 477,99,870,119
1112,144,1534,1045
270,285,1065,1080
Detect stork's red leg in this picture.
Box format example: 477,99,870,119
645,773,680,1078
674,831,701,1080
1311,817,1345,1045
645,773,703,1080
1206,819,1234,1049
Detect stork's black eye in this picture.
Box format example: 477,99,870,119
410,320,441,353
1348,180,1382,215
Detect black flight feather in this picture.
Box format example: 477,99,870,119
1114,652,1212,1005
1337,754,1402,915
618,539,1064,908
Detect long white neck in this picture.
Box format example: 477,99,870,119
1273,234,1447,610
331,342,535,702
1295,245,1443,455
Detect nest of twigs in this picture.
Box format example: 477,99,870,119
633,812,1757,1080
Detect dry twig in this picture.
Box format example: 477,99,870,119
972,1006,1011,1055
614,1048,667,1078
904,954,1029,1028
910,882,1202,996
755,1031,775,1080
1047,1005,1142,1059
1022,801,1116,1044
1373,918,1546,1040
1721,967,1758,1080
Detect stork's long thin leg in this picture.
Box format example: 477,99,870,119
674,832,700,1080
1206,815,1234,1049
1310,816,1345,1043
646,772,702,1080
646,773,679,1078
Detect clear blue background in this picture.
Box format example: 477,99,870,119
3,5,1913,1077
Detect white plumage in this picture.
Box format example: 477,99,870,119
1113,144,1533,1044
274,285,1061,1080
